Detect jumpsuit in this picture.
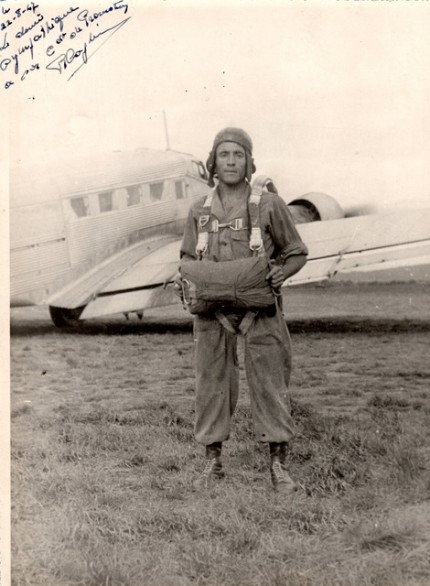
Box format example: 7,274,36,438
180,186,308,446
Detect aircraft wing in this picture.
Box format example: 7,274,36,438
288,207,430,285
47,206,430,322
45,235,182,320
79,238,182,319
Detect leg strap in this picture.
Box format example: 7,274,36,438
214,310,258,336
238,311,258,335
214,311,237,334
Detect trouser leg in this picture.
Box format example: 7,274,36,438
194,315,239,445
244,308,295,443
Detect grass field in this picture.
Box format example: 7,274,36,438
10,282,430,586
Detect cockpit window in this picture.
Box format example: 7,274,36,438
191,161,207,179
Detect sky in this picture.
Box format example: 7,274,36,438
5,0,430,211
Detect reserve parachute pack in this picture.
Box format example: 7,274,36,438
180,177,279,316
180,255,276,315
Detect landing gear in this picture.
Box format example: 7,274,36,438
49,305,85,328
123,311,144,321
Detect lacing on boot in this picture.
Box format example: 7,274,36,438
270,442,297,493
270,459,296,492
203,458,224,478
193,454,225,490
271,460,285,484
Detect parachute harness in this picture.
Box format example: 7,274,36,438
192,180,278,335
195,182,265,259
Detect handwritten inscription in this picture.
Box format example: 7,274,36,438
0,0,130,89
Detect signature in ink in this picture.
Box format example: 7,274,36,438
45,16,131,81
46,43,87,75
87,16,130,44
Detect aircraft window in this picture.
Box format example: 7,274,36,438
114,188,128,209
192,161,207,179
150,182,164,202
126,185,142,207
175,181,184,199
69,196,89,218
99,191,113,213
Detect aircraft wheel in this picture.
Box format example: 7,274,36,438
49,305,85,328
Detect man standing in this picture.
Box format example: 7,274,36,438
179,128,308,492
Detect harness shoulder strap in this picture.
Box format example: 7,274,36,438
248,196,262,255
195,176,272,258
248,178,268,255
195,190,216,258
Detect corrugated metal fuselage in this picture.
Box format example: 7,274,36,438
10,150,211,307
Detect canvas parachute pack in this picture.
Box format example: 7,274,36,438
180,177,279,318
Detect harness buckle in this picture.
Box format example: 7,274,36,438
230,218,244,231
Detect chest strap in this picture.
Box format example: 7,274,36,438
196,182,265,258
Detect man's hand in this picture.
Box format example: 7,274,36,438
266,264,285,290
267,254,307,290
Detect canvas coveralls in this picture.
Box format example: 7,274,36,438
180,186,308,446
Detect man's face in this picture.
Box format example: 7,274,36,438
215,142,247,186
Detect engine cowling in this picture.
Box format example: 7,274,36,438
252,177,344,224
287,192,345,224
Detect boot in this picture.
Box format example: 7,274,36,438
193,442,225,490
269,442,297,493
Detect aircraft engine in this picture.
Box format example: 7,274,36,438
253,177,345,224
49,306,85,328
287,192,345,224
